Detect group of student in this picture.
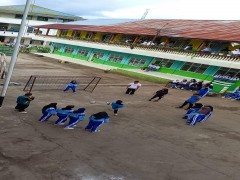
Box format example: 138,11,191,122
38,99,125,131
222,87,240,100
214,74,239,83
167,79,206,91
38,103,109,132
15,78,225,130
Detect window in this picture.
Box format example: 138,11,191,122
94,52,104,59
77,49,89,56
64,47,74,54
108,54,123,63
216,67,230,76
37,16,48,21
181,63,209,73
153,58,174,68
195,64,208,73
53,44,61,51
128,58,146,67
15,14,32,20
181,62,192,71
217,68,240,78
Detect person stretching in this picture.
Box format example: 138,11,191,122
85,112,110,133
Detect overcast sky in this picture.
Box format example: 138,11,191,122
1,0,240,20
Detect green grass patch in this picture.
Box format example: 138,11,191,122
107,69,171,84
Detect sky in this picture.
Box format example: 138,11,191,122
1,0,240,20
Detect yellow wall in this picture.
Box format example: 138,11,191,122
189,39,203,50
80,31,87,38
228,44,240,50
113,34,122,41
66,30,73,37
160,37,169,42
94,32,103,40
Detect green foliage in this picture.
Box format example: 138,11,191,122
107,69,171,84
35,46,51,53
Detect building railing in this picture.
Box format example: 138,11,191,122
37,34,240,62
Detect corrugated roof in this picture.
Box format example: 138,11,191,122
35,19,240,42
65,19,137,26
0,5,81,20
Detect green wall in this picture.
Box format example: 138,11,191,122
50,43,239,91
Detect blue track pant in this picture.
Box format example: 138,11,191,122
65,117,82,129
39,111,52,122
85,119,104,132
64,86,76,92
55,113,68,124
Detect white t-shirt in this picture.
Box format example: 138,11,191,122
128,82,141,89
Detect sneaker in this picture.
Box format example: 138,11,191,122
64,127,74,130
19,111,27,113
114,114,118,116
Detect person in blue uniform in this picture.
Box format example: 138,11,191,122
111,100,124,116
39,103,57,122
64,80,78,93
178,84,212,109
185,106,213,126
64,108,86,129
182,103,203,119
55,105,74,125
85,112,109,133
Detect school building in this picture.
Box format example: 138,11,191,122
32,19,240,92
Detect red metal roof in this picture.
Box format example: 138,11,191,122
35,19,240,42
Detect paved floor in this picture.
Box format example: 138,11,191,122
34,53,203,81
0,54,240,180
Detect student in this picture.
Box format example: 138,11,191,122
15,93,35,113
111,100,124,116
85,112,109,133
149,88,168,102
64,108,86,129
223,87,240,99
55,105,74,125
64,80,78,93
186,106,213,126
126,81,141,95
39,103,57,122
178,93,200,110
178,84,212,109
183,103,203,119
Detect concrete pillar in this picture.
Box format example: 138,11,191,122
46,29,50,36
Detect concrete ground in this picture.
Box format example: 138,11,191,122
0,54,240,180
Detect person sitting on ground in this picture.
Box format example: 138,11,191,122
183,103,203,119
185,106,213,126
184,44,193,51
85,111,110,133
149,88,169,102
55,105,75,125
177,79,188,89
64,80,79,93
111,100,124,116
15,93,35,113
126,81,141,95
64,108,86,129
168,79,180,88
39,103,57,122
222,87,240,100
